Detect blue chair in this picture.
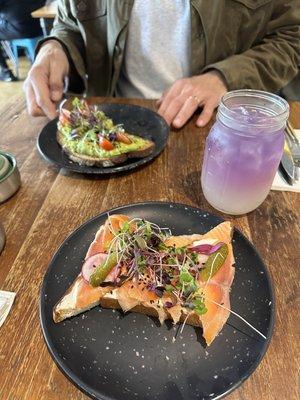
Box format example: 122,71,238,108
10,36,43,78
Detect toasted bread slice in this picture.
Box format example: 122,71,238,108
57,130,155,167
53,278,203,327
53,216,235,345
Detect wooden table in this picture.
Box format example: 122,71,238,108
0,96,299,400
31,1,57,36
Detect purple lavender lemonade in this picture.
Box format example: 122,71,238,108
201,91,289,214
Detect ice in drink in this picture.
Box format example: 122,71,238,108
201,91,289,215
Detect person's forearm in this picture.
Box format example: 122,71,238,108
37,0,87,94
203,1,300,92
25,0,87,119
202,39,299,92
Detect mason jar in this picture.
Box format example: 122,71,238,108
201,90,289,215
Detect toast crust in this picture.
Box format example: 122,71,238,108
53,299,101,323
99,296,202,327
54,291,202,327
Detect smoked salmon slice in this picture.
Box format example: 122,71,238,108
53,216,235,346
164,221,234,344
86,214,130,258
54,214,129,322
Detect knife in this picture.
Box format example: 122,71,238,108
279,140,295,185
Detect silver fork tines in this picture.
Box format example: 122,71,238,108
285,131,300,168
286,121,299,145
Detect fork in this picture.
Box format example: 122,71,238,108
286,121,299,145
285,127,300,167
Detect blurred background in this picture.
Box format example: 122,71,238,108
0,0,299,109
0,0,56,107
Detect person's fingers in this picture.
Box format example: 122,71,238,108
196,102,215,127
29,67,57,119
159,95,188,126
157,79,186,116
156,96,163,107
156,92,164,106
156,86,171,107
172,95,201,128
49,60,65,102
26,84,45,117
24,81,45,117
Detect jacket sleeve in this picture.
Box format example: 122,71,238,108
36,0,87,93
203,0,300,92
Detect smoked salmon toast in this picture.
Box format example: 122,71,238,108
53,215,235,346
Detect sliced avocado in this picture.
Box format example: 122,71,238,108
200,244,228,281
89,253,118,287
59,128,148,158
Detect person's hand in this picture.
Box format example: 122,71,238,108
157,71,227,128
24,40,69,119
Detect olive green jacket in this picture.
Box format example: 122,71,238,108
46,0,300,96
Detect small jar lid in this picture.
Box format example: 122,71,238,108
0,151,21,203
0,154,11,180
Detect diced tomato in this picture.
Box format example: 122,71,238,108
99,136,114,151
116,132,132,144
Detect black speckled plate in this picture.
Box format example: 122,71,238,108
40,202,275,400
37,103,169,174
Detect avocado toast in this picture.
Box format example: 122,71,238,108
57,98,155,167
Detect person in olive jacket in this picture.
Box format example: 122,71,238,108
0,0,44,81
24,0,300,128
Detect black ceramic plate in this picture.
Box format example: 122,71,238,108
40,202,274,400
37,103,169,174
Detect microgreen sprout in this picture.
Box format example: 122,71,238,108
88,216,267,341
91,219,231,320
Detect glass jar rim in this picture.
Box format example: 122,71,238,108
218,89,289,130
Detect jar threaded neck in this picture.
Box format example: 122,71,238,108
217,90,289,132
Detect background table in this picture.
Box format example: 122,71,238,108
31,1,57,36
0,96,299,400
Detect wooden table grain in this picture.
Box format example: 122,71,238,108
0,96,299,400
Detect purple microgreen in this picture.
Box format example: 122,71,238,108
70,129,81,139
162,272,171,284
109,132,117,142
154,286,165,298
147,282,156,292
190,242,225,255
